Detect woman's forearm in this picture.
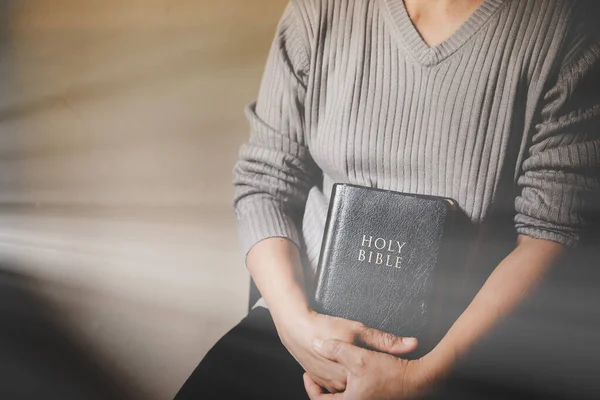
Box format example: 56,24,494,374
246,237,313,325
425,235,566,375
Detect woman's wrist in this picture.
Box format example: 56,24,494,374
415,339,458,386
271,305,317,348
270,296,315,328
263,282,315,328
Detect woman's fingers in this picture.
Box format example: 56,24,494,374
313,338,368,376
304,373,327,399
304,373,346,399
354,324,418,355
311,371,345,394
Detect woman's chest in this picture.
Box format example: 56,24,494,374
305,52,528,219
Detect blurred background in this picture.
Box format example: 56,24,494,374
0,1,287,398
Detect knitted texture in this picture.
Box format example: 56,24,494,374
233,0,600,286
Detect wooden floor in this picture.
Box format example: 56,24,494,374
0,1,287,398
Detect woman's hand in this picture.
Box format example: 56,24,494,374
275,311,418,394
246,238,416,393
303,338,440,400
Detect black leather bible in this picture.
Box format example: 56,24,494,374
314,184,459,357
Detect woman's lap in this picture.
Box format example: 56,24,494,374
174,298,594,400
174,307,308,400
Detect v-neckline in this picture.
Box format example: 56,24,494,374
383,0,507,66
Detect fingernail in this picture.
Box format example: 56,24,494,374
313,338,324,350
402,337,417,345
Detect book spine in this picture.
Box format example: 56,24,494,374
314,184,345,307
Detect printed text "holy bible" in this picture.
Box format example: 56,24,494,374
358,235,406,269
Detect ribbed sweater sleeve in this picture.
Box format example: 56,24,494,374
514,13,600,247
232,2,319,259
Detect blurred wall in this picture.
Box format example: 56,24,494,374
0,1,287,398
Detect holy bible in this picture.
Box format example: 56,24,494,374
314,184,459,358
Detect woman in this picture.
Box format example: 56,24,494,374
177,0,600,399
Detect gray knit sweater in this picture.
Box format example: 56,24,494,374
233,0,600,294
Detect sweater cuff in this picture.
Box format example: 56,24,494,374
235,200,302,260
515,223,579,248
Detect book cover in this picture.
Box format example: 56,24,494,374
314,183,459,357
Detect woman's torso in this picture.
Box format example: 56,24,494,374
294,0,579,288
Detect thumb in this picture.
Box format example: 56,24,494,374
355,326,418,355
